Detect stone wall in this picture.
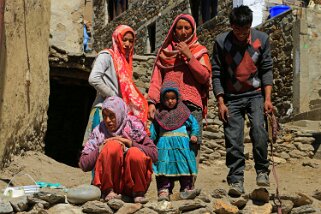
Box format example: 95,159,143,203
50,0,84,54
258,11,295,121
92,0,233,54
0,0,50,167
93,0,190,54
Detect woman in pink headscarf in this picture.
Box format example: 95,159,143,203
147,14,212,182
79,96,157,203
83,25,148,144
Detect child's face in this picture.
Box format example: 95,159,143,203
102,109,117,132
164,91,177,109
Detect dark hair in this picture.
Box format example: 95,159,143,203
229,5,253,26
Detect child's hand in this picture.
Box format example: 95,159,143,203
190,136,198,143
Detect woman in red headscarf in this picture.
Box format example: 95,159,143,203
148,14,211,175
83,25,148,144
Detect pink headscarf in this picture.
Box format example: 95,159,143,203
82,96,146,154
101,96,146,141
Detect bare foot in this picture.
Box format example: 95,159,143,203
104,190,120,201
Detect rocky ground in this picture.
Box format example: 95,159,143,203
0,149,321,213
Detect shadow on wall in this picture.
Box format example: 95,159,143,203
312,133,321,159
44,78,95,167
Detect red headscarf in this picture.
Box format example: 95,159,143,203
105,25,148,124
156,14,210,69
149,14,212,118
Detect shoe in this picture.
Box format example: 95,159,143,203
228,182,244,197
256,172,270,186
180,188,201,200
158,189,170,201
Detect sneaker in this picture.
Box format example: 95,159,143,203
228,182,245,197
256,172,270,186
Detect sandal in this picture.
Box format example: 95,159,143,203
158,189,170,201
104,190,121,201
134,196,148,204
180,188,201,200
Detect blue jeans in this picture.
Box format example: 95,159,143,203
224,95,269,184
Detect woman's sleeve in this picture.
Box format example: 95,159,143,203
149,121,158,141
187,54,211,84
186,115,200,137
79,126,101,172
148,65,162,104
79,148,99,172
132,135,158,163
88,53,117,98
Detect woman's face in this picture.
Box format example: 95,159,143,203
122,32,134,53
102,109,117,132
174,19,193,42
231,24,251,43
163,91,178,109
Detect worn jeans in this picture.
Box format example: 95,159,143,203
224,94,269,184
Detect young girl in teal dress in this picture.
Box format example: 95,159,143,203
150,81,200,201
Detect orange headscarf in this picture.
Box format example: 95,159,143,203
105,25,148,124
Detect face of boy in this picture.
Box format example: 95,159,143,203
231,24,251,42
175,19,193,42
164,91,178,109
102,109,117,132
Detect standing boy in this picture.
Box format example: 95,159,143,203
212,5,273,196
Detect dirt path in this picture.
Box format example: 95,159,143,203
1,151,321,201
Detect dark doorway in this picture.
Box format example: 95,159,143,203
147,22,156,53
45,74,95,167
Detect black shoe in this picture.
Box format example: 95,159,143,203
228,182,244,197
180,188,201,200
256,172,270,186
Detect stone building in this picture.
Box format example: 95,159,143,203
1,0,321,167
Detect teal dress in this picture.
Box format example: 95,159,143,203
150,114,199,177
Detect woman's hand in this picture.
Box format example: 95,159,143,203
176,42,193,60
190,136,198,144
112,136,133,148
148,104,156,120
99,137,128,152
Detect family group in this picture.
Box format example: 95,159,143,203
79,5,274,203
